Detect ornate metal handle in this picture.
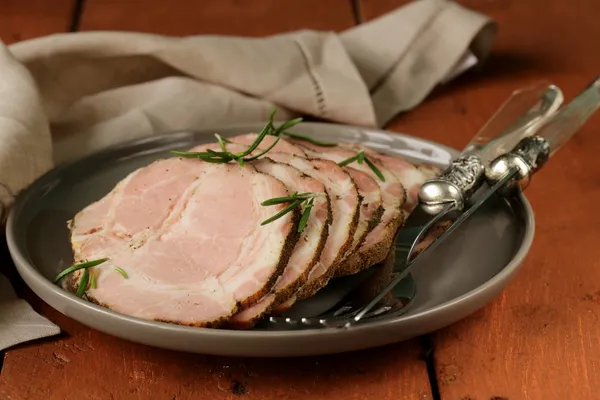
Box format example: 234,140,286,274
418,83,563,214
417,155,484,214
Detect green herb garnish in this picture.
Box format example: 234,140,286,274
337,151,385,182
76,268,90,298
260,192,322,233
215,133,230,152
114,267,128,279
90,269,97,289
279,131,337,147
261,192,318,206
297,198,315,233
170,109,302,165
54,258,109,284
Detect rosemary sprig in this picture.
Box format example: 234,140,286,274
260,199,303,226
243,135,282,162
337,151,385,182
54,258,109,284
114,267,129,279
363,157,385,182
76,269,90,298
90,269,97,289
260,192,321,233
297,198,314,233
261,192,317,206
215,133,230,152
279,131,337,147
170,109,303,165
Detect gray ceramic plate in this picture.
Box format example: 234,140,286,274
6,122,534,357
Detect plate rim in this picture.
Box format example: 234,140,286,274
6,122,535,341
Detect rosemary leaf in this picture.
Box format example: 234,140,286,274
268,108,277,123
54,258,109,284
337,151,385,182
281,131,337,147
297,198,314,233
216,133,231,143
76,268,90,298
357,151,366,164
170,150,203,158
260,199,302,226
215,134,228,152
90,269,97,289
244,135,283,161
171,150,232,163
114,267,129,279
337,154,360,167
261,192,316,206
170,109,303,165
277,117,304,132
242,112,277,156
364,157,386,182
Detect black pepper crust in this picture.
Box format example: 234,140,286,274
296,166,360,300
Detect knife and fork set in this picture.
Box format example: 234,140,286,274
268,76,600,329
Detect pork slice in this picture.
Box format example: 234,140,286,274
298,146,405,276
344,167,384,254
69,159,298,327
358,148,439,213
280,141,385,261
267,152,360,299
229,158,331,327
288,139,439,212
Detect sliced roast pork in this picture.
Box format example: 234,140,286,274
297,146,406,276
292,140,439,212
328,166,382,260
229,158,331,327
69,158,299,327
357,147,438,212
186,140,353,310
231,134,383,266
266,152,360,299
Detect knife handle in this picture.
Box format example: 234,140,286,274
485,76,600,196
460,82,563,165
418,83,563,215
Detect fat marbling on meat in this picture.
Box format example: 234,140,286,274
229,158,330,327
69,158,299,327
295,144,406,276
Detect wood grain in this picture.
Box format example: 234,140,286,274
0,0,75,44
363,0,600,398
80,0,356,36
1,1,434,399
0,296,432,400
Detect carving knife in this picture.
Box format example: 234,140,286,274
350,76,600,325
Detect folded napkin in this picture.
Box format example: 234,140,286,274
0,0,495,350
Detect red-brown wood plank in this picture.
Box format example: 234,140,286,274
0,300,432,399
80,0,356,36
1,1,434,399
0,0,75,44
363,0,600,398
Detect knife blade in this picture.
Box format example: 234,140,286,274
350,76,600,325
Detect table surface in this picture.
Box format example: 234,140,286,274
1,1,599,399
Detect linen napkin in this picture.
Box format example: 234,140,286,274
0,0,496,350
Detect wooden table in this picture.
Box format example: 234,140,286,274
1,1,599,399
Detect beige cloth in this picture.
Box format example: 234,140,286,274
0,274,61,350
0,0,495,350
